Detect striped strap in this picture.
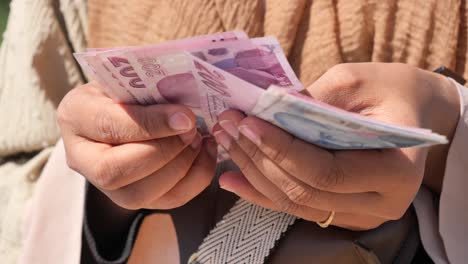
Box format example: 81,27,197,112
189,199,297,264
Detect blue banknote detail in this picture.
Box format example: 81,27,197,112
274,112,375,149
213,58,236,69
195,116,209,135
273,112,428,149
252,87,445,150
377,135,425,148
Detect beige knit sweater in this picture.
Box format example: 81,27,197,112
0,0,87,262
88,0,467,87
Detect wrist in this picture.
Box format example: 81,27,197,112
429,73,460,140
423,72,461,193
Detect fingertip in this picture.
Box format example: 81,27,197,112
219,120,240,140
183,106,198,122
213,130,232,150
179,128,197,145
218,109,246,122
238,125,262,146
237,115,264,129
168,111,195,132
163,104,197,131
204,137,218,160
190,132,202,150
219,171,251,193
178,105,197,121
212,123,223,134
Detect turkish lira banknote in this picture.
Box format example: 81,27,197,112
74,31,447,149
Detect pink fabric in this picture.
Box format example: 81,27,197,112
439,82,468,264
19,140,86,264
19,84,468,263
414,81,468,264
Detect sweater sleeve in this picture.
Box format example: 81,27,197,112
438,81,468,264
413,80,468,264
0,0,87,158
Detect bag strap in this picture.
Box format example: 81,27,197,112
188,199,296,264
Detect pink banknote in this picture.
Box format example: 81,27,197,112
73,31,448,150
74,31,249,105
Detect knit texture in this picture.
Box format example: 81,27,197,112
0,0,87,158
88,0,467,86
0,0,87,262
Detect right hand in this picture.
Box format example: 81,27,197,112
57,82,218,210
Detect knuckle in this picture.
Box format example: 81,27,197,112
95,109,120,142
155,140,171,164
57,95,74,127
273,195,297,213
108,184,149,210
125,188,155,210
92,157,123,190
270,137,294,166
387,207,407,221
235,151,258,176
65,157,79,172
283,184,312,205
245,143,263,163
134,108,154,138
313,161,344,190
56,103,69,127
162,193,190,209
237,157,251,173
112,194,143,210
235,144,261,173
63,140,86,174
327,64,362,89
57,86,88,126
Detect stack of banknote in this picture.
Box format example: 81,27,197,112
74,31,447,149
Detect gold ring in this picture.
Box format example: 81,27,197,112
317,211,335,228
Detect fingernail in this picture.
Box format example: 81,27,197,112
239,125,261,146
214,130,232,150
206,139,218,159
168,112,192,131
219,120,239,140
191,133,202,149
179,129,197,145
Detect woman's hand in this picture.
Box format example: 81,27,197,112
58,81,217,210
213,63,460,230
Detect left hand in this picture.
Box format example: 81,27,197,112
212,63,460,230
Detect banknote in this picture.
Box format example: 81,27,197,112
192,37,302,91
80,37,303,129
185,53,444,147
186,54,447,148
120,37,301,126
187,52,264,128
249,86,448,149
75,53,143,104
74,31,249,104
122,39,257,106
73,31,448,150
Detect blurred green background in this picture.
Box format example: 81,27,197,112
0,0,9,43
